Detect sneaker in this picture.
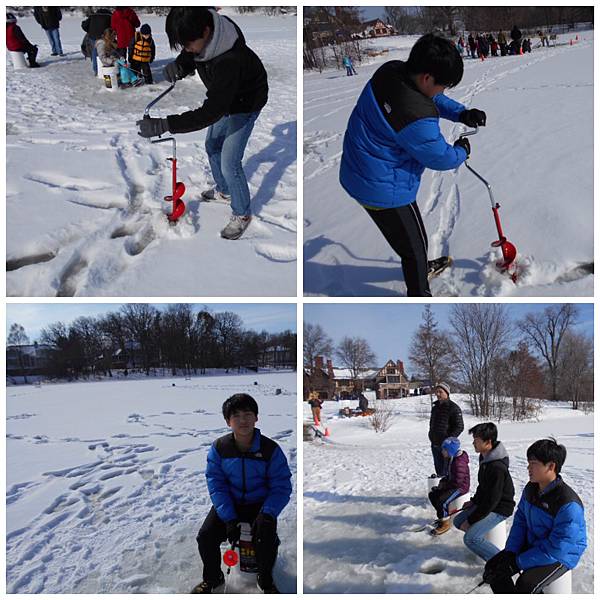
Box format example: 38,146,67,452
201,188,231,203
51,52,58,56
220,215,252,240
257,576,279,593
191,574,225,594
431,518,451,536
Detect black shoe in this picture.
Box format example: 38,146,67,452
51,52,58,56
427,256,453,280
190,574,225,594
257,576,279,593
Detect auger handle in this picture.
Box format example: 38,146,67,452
144,82,176,118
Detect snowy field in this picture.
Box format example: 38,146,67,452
303,396,593,593
304,33,593,296
6,11,297,297
6,372,297,593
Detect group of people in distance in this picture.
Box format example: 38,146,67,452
457,25,534,59
427,382,587,593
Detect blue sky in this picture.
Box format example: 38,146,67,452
7,303,297,342
304,303,594,373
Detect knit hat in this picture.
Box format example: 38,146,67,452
442,437,461,457
435,382,451,396
6,12,17,23
140,24,151,35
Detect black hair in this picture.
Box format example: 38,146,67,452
165,7,214,51
468,422,498,444
527,438,567,474
222,393,259,421
406,33,464,88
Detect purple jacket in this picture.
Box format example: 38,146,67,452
440,450,470,495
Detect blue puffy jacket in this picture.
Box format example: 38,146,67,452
340,60,467,209
206,428,292,523
506,477,587,571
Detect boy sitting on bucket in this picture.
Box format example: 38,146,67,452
428,436,470,535
339,33,487,296
193,393,292,594
6,12,40,68
483,438,587,593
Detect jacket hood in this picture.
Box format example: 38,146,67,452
480,440,509,465
195,10,239,62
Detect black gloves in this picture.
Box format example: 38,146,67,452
483,550,519,584
163,60,185,83
136,117,169,139
225,520,241,546
459,108,487,127
251,513,276,539
454,137,471,158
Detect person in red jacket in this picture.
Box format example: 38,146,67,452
111,7,140,60
6,12,40,68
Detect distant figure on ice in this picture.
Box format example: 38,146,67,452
81,8,112,75
137,7,268,241
468,33,477,58
33,7,63,57
428,382,464,475
428,436,470,535
192,393,292,593
308,390,323,424
483,438,587,593
510,24,522,55
128,24,155,84
343,55,356,76
456,35,465,56
498,30,508,56
111,6,140,60
95,28,120,68
339,34,487,296
454,423,515,561
6,12,40,68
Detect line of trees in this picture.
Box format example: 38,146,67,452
9,304,296,381
409,304,592,419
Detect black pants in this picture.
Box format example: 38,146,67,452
365,202,431,296
491,562,569,593
431,445,447,477
428,487,460,519
196,504,279,585
130,60,153,84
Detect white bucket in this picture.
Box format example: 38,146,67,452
484,519,506,549
10,51,28,70
101,65,119,92
448,493,470,513
427,476,441,495
96,56,104,78
545,569,572,594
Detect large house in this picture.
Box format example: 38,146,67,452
361,18,395,38
6,343,53,378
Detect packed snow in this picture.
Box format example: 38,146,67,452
6,372,297,593
303,396,593,593
6,11,297,296
304,33,593,296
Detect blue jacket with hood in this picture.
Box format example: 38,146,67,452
506,477,587,571
339,60,467,209
206,428,292,523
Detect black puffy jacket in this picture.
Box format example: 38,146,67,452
34,7,62,30
428,399,464,446
81,10,113,41
167,18,268,134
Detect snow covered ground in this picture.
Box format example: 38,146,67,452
6,372,297,593
303,396,593,593
6,11,297,296
304,33,594,296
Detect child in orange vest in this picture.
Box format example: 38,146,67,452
128,23,155,84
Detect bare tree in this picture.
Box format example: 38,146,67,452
120,304,161,375
335,336,376,391
449,304,512,417
557,331,593,410
8,323,30,383
370,398,395,433
303,323,333,370
408,305,453,406
518,304,578,401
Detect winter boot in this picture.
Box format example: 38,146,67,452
431,518,451,536
190,573,225,593
257,575,280,593
201,188,231,204
427,256,453,280
220,214,252,240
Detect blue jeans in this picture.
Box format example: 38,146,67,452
205,111,260,217
454,505,508,561
91,42,98,75
45,28,63,55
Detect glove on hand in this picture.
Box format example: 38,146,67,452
483,550,518,584
251,513,277,539
163,60,185,83
225,520,241,546
454,136,471,158
459,108,487,127
136,117,169,139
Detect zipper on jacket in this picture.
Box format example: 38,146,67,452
241,454,247,504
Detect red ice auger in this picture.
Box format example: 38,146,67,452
460,126,518,283
143,83,186,224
